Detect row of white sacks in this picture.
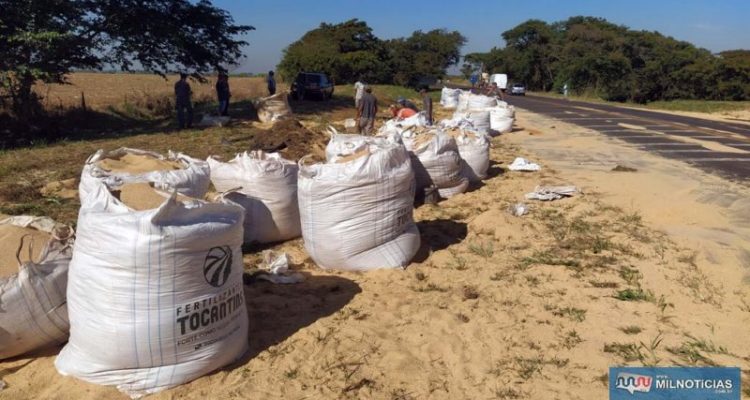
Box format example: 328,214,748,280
439,87,515,135
1,127,491,397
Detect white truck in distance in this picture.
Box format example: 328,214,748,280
489,73,508,90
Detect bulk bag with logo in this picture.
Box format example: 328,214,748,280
79,148,210,202
402,131,469,198
453,131,490,182
0,216,73,359
253,92,292,123
207,151,300,244
298,140,420,271
55,180,248,398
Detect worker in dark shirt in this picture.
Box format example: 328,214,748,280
420,88,433,126
216,73,230,116
267,71,276,96
174,73,193,129
357,87,378,135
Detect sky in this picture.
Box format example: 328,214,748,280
215,0,750,74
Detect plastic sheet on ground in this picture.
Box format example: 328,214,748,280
508,157,541,172
254,251,305,284
525,185,578,201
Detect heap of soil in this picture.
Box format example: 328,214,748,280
248,119,327,161
0,225,51,277
97,153,184,174
113,183,195,211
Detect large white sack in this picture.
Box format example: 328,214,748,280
326,127,403,161
453,110,491,135
491,105,515,119
55,181,248,398
207,151,300,244
402,131,469,198
253,92,292,123
454,132,490,182
489,109,514,135
298,140,420,271
456,90,471,112
440,87,460,109
468,94,498,110
0,216,73,360
79,148,210,202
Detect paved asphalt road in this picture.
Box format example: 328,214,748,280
501,94,750,182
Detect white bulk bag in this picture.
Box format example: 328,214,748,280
326,127,403,161
492,105,515,119
453,110,491,135
440,87,460,109
455,132,490,182
253,92,292,123
207,151,300,244
456,90,471,112
490,109,514,135
298,140,420,271
403,131,469,198
0,216,73,360
468,94,498,110
79,148,210,202
55,181,248,398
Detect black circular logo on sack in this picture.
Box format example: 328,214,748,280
203,246,233,287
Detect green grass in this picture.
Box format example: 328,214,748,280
614,287,655,302
552,306,587,322
620,326,643,335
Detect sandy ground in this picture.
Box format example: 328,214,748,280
1,107,749,399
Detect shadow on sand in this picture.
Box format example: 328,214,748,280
412,219,468,263
230,274,361,364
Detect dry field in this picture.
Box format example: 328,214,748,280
34,72,274,112
1,74,749,399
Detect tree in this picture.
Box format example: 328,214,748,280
0,0,253,120
277,19,390,84
501,20,560,91
468,16,750,102
385,29,466,87
277,22,465,88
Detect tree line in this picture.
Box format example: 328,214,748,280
463,17,750,103
277,19,466,88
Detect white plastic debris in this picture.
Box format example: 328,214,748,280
525,185,578,201
255,251,305,284
260,250,290,274
508,157,541,172
197,115,231,127
510,203,529,216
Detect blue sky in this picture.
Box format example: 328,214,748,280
215,0,750,74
